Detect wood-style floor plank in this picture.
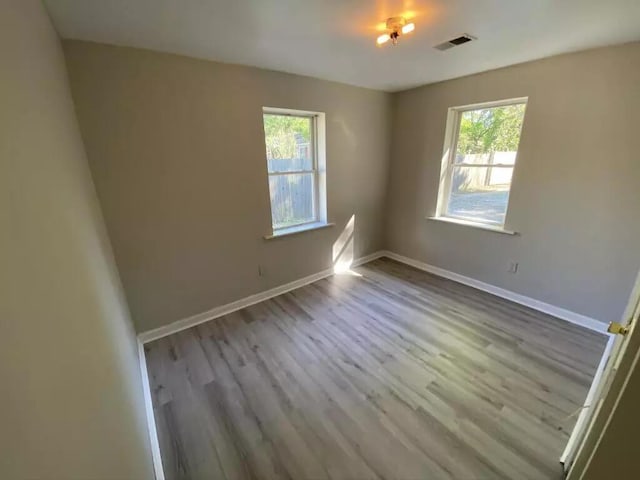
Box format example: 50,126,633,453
145,258,607,480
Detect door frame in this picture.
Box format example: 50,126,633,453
565,268,640,478
560,334,615,467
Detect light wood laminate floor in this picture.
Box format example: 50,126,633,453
145,258,607,480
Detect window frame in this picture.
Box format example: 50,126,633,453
262,107,328,237
434,97,528,231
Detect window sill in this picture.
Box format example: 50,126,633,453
427,216,518,235
264,222,334,240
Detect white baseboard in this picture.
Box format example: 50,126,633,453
138,248,606,344
138,250,385,344
137,340,165,480
380,250,607,333
136,248,605,477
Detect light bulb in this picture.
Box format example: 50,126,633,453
376,33,390,45
401,23,415,35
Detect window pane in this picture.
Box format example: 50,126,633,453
455,103,525,163
447,166,513,225
263,114,313,172
269,173,315,229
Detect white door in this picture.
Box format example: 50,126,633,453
561,269,640,472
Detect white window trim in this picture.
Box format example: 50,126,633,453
263,221,335,240
262,107,328,239
433,97,527,234
427,215,518,235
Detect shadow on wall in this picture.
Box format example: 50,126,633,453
333,215,361,276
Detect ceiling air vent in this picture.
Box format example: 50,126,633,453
434,34,476,51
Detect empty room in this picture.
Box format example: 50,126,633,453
3,0,640,479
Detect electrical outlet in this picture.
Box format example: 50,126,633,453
508,262,519,274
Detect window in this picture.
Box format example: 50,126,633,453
435,98,527,228
262,108,327,235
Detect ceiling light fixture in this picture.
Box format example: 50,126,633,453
376,16,415,46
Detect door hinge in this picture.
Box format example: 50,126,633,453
608,321,629,336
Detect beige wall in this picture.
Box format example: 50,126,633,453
386,43,640,323
64,40,392,333
62,39,639,333
0,1,154,478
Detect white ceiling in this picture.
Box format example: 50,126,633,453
44,0,640,91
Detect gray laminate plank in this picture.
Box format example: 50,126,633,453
145,258,607,480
